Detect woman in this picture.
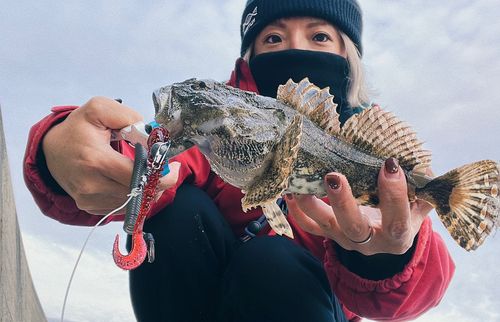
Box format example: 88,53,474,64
24,0,454,321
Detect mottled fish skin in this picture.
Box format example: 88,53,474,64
153,78,500,251
154,79,387,200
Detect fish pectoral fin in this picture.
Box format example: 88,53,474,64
241,114,303,214
262,201,294,238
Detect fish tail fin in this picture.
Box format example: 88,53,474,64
419,160,500,251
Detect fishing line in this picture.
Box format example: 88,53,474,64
60,188,141,322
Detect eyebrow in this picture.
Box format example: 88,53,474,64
267,18,331,29
267,20,287,28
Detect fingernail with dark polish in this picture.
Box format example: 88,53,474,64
326,174,341,190
385,157,399,174
285,194,293,200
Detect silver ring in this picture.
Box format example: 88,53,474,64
347,215,374,245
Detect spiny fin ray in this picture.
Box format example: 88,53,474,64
340,105,432,171
277,78,341,136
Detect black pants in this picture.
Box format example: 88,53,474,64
127,184,347,322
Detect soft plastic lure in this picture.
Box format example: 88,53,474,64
112,126,170,270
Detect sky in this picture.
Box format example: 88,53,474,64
1,0,500,321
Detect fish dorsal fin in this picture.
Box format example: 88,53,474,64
340,105,432,172
277,78,341,136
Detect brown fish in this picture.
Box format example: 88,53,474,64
153,77,499,251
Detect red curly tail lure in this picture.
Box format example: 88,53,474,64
112,126,170,270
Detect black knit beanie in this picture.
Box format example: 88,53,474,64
240,0,363,57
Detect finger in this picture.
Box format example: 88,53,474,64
292,194,341,229
410,199,434,225
85,146,136,189
378,158,412,241
68,169,132,201
79,97,143,131
154,162,182,202
61,100,141,188
285,195,327,237
324,173,372,243
425,166,436,178
412,166,436,219
158,161,181,190
76,194,130,215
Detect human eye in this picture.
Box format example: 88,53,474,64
264,34,282,44
313,32,331,42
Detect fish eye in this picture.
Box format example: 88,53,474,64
192,81,211,90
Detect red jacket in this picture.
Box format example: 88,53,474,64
24,58,454,321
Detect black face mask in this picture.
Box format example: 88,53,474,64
249,49,354,125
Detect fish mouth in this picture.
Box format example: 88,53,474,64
152,85,183,140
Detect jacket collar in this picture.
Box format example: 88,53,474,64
226,58,259,94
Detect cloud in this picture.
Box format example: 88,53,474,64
2,0,500,321
23,226,135,322
359,0,500,172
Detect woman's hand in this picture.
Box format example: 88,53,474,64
286,158,434,255
42,97,180,215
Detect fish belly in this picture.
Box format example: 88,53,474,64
287,120,385,202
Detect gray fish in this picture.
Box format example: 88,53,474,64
153,77,499,251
